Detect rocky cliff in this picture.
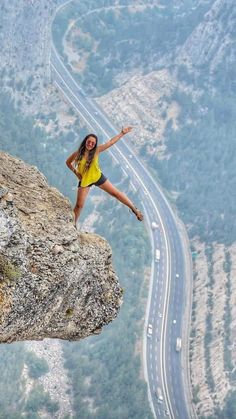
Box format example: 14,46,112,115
176,0,236,73
0,152,122,343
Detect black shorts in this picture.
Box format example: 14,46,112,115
78,173,107,188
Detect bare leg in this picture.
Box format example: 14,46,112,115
98,180,143,221
73,186,90,226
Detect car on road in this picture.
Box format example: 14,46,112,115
158,312,163,318
156,387,163,403
155,249,160,262
173,319,176,324
151,221,159,229
176,273,179,278
147,324,153,337
165,409,170,416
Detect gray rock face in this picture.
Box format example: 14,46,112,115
176,0,236,71
0,152,122,343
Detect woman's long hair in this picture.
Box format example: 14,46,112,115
75,134,98,172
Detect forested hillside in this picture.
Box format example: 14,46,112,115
53,0,214,95
151,85,236,244
1,0,236,417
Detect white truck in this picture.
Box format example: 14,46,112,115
175,337,182,352
155,249,160,262
147,324,153,337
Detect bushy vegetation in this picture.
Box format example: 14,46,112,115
25,352,49,379
25,385,59,415
206,390,236,419
204,245,215,393
0,343,58,417
0,344,26,416
223,250,233,375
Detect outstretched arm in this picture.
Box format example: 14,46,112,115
98,126,133,152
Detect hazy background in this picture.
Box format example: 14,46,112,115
0,1,236,418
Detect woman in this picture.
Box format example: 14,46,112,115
66,126,143,227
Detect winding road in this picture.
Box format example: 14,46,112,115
50,13,193,419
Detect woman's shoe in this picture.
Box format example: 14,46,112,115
131,207,143,221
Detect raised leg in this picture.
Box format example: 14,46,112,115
98,180,143,221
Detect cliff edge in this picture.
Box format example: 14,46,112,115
0,152,122,343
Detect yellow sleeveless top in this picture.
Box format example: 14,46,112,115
76,155,101,187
